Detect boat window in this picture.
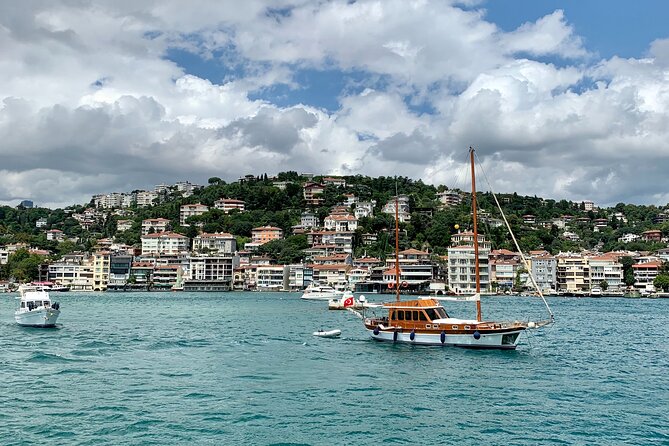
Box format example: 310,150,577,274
397,310,404,321
436,307,449,318
44,302,50,307
425,309,437,321
21,302,25,308
33,301,41,307
418,311,427,321
405,311,412,321
412,311,420,321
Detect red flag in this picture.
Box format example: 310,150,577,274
343,296,354,307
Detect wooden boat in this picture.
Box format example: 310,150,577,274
352,148,554,349
312,329,342,338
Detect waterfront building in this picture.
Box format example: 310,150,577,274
588,255,624,291
256,265,285,291
153,265,182,290
632,261,662,293
556,254,590,293
92,252,110,291
311,264,351,289
530,253,557,292
142,218,170,235
180,203,209,226
183,255,235,291
108,255,132,288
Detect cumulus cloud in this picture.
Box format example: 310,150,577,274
1,1,669,208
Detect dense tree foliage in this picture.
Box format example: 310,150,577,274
2,172,669,265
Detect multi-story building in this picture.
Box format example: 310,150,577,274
300,212,319,229
354,201,375,219
175,181,201,197
93,192,132,209
193,232,236,254
251,226,283,245
142,218,170,235
322,177,346,187
382,195,410,222
46,229,65,242
117,219,133,232
256,265,286,291
437,190,462,207
135,190,159,207
141,232,190,255
556,255,590,293
214,198,245,213
530,253,557,292
632,261,662,293
303,182,325,206
323,214,358,232
92,252,110,291
588,255,624,291
36,217,48,228
152,265,182,290
447,246,490,294
184,255,235,291
108,255,133,288
180,204,209,226
311,264,351,289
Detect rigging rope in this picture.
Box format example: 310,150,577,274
473,151,555,322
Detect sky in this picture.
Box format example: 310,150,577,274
2,1,669,209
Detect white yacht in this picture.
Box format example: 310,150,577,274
15,285,61,327
300,283,343,300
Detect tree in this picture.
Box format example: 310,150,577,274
599,280,608,291
653,274,669,292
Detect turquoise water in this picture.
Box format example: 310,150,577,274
1,292,668,445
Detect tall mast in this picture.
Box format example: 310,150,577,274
470,147,482,322
394,184,401,302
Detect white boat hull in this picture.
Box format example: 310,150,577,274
313,329,342,338
15,308,60,327
300,293,342,300
365,327,523,349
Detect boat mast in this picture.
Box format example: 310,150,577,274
470,147,482,322
394,184,401,302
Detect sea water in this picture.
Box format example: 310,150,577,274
0,292,667,445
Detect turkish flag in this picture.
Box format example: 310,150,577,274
343,296,354,307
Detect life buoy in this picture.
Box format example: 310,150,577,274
401,281,408,288
387,282,395,289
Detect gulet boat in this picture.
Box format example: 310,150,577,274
352,148,554,349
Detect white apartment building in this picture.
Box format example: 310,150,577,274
180,203,209,226
135,190,159,207
141,232,190,255
214,198,246,213
92,252,110,291
324,214,358,232
256,265,285,290
382,195,410,222
588,255,624,291
437,190,462,207
354,201,375,219
186,255,234,283
192,233,236,254
447,246,490,294
142,218,170,235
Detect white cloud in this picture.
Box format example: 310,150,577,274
1,1,669,208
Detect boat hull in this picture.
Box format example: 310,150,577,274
364,325,524,349
15,308,60,327
300,293,342,300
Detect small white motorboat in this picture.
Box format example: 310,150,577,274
312,329,342,338
15,285,61,327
